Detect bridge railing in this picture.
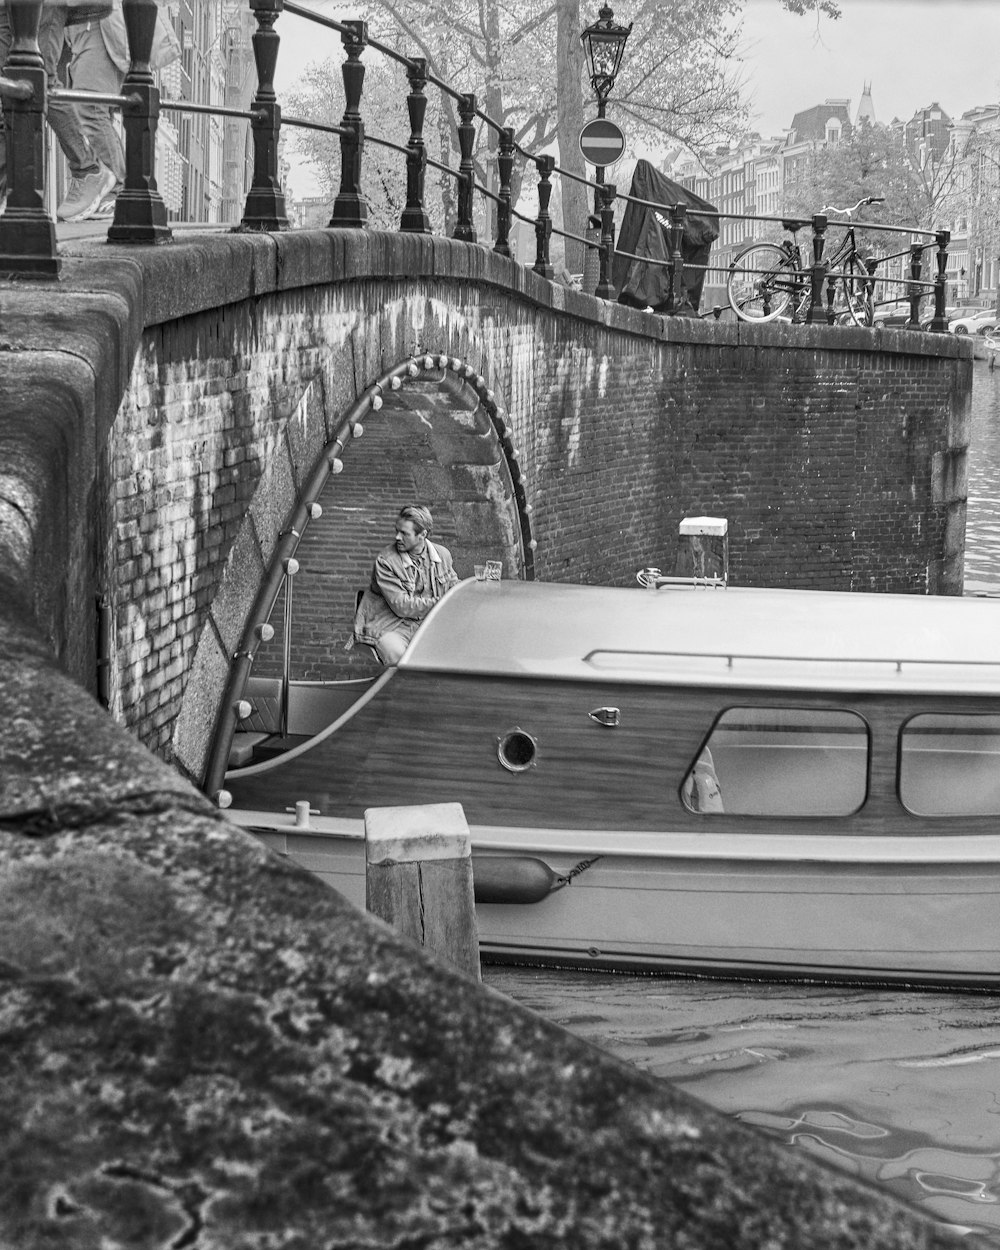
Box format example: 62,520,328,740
0,0,953,331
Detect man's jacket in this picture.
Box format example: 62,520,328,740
353,540,458,648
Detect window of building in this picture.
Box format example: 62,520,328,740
681,707,869,816
899,714,1000,816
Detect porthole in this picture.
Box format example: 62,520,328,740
497,727,537,773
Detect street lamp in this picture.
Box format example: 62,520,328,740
580,1,631,293
580,3,632,119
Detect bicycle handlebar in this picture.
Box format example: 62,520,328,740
821,195,886,217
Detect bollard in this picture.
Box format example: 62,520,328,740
493,125,515,256
453,93,478,243
805,213,828,324
329,19,368,228
532,154,555,279
365,802,480,980
675,516,728,584
400,57,430,234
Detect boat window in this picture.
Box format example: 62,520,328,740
681,707,869,816
899,714,1000,816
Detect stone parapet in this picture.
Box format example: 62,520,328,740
0,587,985,1249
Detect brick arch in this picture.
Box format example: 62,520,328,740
184,353,530,799
254,365,532,683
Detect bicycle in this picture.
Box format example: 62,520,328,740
726,196,883,327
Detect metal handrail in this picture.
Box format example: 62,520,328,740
583,648,1000,673
0,0,955,316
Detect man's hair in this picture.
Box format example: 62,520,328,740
398,504,433,536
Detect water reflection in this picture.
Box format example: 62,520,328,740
487,967,1000,1241
489,378,1000,1241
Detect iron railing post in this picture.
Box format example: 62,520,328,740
453,91,477,242
532,154,554,278
0,0,58,276
928,229,951,333
666,202,687,314
493,125,514,257
805,213,828,324
400,56,429,232
107,0,171,244
906,241,924,329
240,0,288,230
595,182,617,300
329,19,368,227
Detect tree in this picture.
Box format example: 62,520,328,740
779,117,966,313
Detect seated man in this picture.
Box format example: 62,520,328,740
353,504,459,665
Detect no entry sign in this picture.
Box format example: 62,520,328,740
579,118,626,167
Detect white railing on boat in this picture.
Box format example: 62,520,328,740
584,649,1000,674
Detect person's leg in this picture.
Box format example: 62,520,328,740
65,21,125,186
35,6,100,179
35,6,115,219
374,630,409,666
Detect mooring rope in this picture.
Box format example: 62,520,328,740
551,855,603,892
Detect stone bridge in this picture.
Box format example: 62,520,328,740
0,222,983,1250
0,228,972,797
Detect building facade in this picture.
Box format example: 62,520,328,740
668,84,1000,317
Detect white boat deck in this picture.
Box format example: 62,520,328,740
404,580,1000,693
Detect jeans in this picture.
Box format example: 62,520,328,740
66,18,124,185
0,4,100,195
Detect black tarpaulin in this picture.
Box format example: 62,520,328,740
612,160,719,314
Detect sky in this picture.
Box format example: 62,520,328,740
737,0,1000,137
276,0,1000,198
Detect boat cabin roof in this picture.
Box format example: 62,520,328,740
402,580,1000,693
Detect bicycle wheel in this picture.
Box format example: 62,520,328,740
829,255,874,327
727,243,798,322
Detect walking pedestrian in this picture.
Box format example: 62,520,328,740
62,0,180,219
0,1,116,221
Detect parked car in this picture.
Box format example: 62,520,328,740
920,305,981,330
949,308,999,335
873,302,979,329
873,305,916,328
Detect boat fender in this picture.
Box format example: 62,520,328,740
472,854,561,905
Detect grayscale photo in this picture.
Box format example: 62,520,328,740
4,0,1000,1244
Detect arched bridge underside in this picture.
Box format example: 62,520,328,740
0,229,972,789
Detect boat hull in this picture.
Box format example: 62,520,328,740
238,815,1000,989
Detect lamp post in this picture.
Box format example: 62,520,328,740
580,3,632,124
580,3,631,293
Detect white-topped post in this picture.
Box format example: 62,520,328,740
676,516,728,585
364,802,481,979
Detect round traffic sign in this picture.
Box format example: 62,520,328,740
579,118,626,167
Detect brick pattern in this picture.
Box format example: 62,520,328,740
98,278,968,776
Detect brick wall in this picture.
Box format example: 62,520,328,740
90,238,969,787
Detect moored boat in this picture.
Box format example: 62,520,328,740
225,578,1000,989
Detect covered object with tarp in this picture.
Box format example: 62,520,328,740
612,160,719,315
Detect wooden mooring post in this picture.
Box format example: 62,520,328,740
364,802,481,980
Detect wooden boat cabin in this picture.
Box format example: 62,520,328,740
227,579,1000,989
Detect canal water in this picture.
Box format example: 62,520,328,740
485,361,1000,1243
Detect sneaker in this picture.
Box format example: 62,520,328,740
57,164,116,222
82,191,118,221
